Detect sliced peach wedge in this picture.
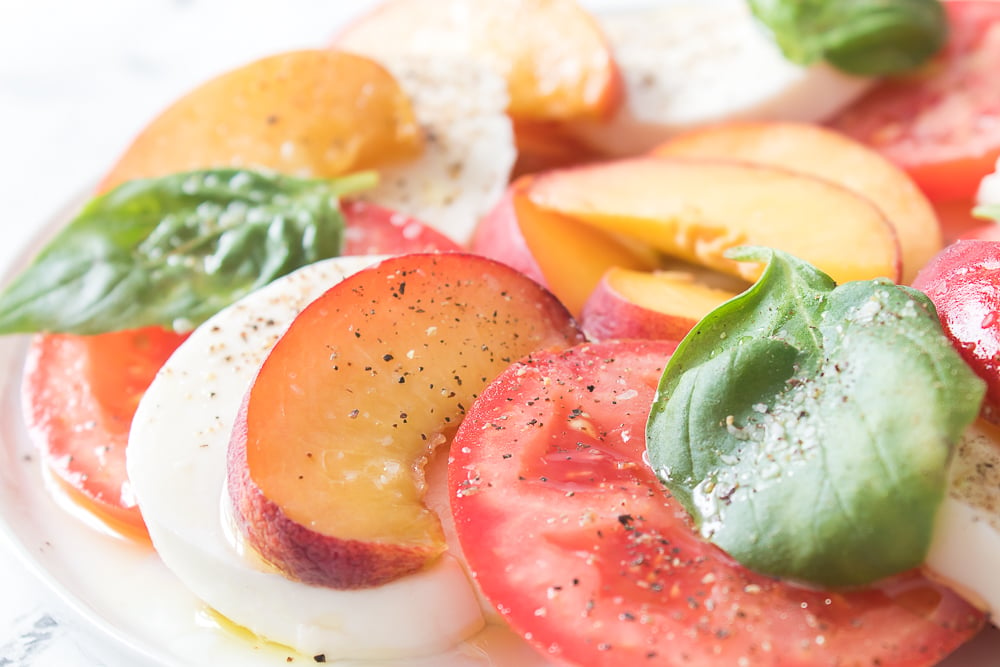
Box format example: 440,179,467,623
334,0,622,124
227,253,584,589
100,50,423,190
581,266,744,343
471,177,662,316
526,157,902,287
652,122,941,284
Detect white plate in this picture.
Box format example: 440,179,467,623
2,209,1000,667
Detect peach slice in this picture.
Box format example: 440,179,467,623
334,0,622,122
227,253,584,589
100,50,422,191
652,122,940,284
581,266,743,343
471,178,661,317
527,157,902,286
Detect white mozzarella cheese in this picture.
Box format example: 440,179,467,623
926,421,1000,623
568,0,875,156
126,256,486,661
358,58,515,246
977,156,1000,206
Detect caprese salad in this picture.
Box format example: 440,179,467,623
3,0,1000,666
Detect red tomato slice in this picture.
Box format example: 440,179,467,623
829,1,1000,202
22,326,188,535
20,200,459,536
341,199,463,254
449,340,985,666
913,240,1000,424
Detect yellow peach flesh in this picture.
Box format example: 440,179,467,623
528,157,902,285
232,254,584,586
653,122,940,284
510,184,660,316
612,268,738,321
101,50,423,190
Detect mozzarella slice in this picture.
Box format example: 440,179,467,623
977,157,1000,206
568,0,874,156
126,256,486,660
926,421,1000,622
359,58,515,246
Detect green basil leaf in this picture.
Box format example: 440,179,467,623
0,169,375,335
748,0,948,76
645,246,984,588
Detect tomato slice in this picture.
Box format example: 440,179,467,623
340,199,462,254
449,340,985,666
20,200,460,536
829,1,1000,202
22,326,188,535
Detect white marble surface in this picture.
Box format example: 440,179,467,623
0,2,377,664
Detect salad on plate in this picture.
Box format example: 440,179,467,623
3,0,1000,665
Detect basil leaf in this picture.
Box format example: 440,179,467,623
748,0,948,76
0,169,375,335
646,247,984,588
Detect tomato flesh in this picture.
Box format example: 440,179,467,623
20,201,459,535
913,240,1000,424
22,326,188,533
449,340,984,666
340,199,462,254
830,1,1000,202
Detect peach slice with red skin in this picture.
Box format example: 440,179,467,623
651,122,940,284
470,180,548,288
334,0,622,122
581,266,742,343
471,177,661,317
527,156,903,286
227,252,584,589
100,50,423,191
